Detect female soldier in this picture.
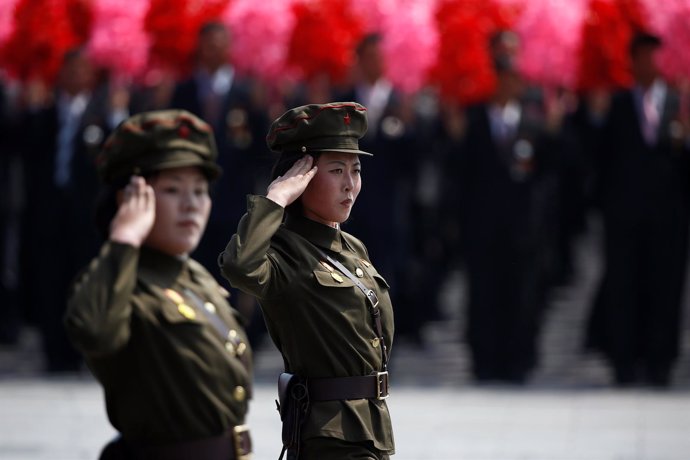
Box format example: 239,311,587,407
64,110,253,460
220,102,395,459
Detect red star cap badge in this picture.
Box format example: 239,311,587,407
344,113,351,125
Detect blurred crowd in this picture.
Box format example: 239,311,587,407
1,20,689,389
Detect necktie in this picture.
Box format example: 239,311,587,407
642,91,659,145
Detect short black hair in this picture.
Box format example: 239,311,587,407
356,33,382,57
629,31,662,56
199,21,228,38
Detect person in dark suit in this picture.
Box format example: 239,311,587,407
18,48,127,372
0,77,22,345
454,31,564,383
585,32,690,387
169,21,271,347
169,21,271,275
336,33,424,343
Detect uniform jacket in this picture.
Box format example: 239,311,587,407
220,195,395,453
65,242,252,443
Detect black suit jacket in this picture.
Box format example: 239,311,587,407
170,73,271,226
597,87,690,222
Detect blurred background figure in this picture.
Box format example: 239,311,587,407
170,21,271,347
584,32,690,387
0,0,689,392
451,30,564,384
17,47,128,372
0,76,23,346
337,32,427,344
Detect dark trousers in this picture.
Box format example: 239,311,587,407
99,434,240,460
595,208,688,384
299,437,390,460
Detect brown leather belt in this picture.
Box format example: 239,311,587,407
307,372,390,401
125,425,252,460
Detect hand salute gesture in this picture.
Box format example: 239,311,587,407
110,176,156,248
266,155,318,208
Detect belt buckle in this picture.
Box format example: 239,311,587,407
232,424,252,460
376,371,389,400
366,290,380,308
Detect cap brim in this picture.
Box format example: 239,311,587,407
140,153,222,180
309,148,373,156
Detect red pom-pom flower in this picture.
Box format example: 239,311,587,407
378,0,440,95
1,0,93,84
429,0,516,106
223,0,299,87
512,0,589,89
0,0,21,52
87,0,150,83
576,0,650,91
639,0,690,85
286,0,365,85
144,0,231,78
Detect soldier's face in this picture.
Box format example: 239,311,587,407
144,166,211,256
302,152,362,227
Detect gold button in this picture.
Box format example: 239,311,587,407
204,302,216,314
237,342,247,356
371,338,380,348
233,385,246,402
225,342,236,355
228,329,237,340
355,267,364,277
331,272,344,283
165,289,185,304
177,304,196,320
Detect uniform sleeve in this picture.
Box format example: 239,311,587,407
64,241,139,356
219,195,285,299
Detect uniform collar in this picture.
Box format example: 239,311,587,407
284,213,344,253
138,245,190,287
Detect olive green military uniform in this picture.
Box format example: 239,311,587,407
63,109,253,457
220,196,394,456
220,102,395,458
65,241,252,442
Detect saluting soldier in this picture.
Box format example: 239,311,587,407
220,102,395,459
64,110,253,460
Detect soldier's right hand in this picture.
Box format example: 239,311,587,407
266,155,317,208
110,176,156,248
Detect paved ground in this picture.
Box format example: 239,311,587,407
2,378,690,460
2,219,690,459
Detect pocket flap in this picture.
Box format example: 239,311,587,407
373,273,390,289
313,270,355,288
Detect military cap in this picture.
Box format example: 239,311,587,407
266,102,371,155
98,109,222,184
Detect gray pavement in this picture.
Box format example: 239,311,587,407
2,378,690,460
2,218,690,459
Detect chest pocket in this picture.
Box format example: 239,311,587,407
313,269,356,288
151,287,207,327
